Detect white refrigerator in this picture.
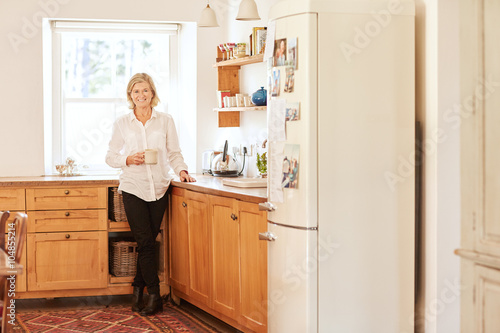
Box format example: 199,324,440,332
260,1,415,332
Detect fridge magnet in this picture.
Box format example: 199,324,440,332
271,68,281,97
281,144,300,189
285,102,300,121
284,67,295,93
274,38,287,66
287,37,297,69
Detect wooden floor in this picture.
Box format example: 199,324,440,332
15,294,241,333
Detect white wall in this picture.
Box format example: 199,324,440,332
415,0,461,332
0,0,223,176
0,0,280,177
196,0,280,177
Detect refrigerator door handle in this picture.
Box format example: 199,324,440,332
258,202,276,211
259,231,277,241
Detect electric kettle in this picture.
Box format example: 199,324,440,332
210,140,242,177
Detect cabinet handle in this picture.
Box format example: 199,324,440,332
64,190,70,195
65,212,70,217
182,202,187,207
65,234,70,239
231,213,238,221
258,202,276,211
259,232,277,242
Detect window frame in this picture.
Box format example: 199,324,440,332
44,19,180,175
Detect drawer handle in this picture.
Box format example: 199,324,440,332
65,234,70,239
182,202,187,207
231,213,238,221
65,212,70,217
64,190,70,195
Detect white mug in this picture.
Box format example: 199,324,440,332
144,149,158,164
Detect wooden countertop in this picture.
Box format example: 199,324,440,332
0,175,121,187
0,174,267,203
171,174,267,204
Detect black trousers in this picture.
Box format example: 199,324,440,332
122,191,168,295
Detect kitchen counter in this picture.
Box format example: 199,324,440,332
0,174,267,202
171,174,267,204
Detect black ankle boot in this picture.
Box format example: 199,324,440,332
140,293,163,316
131,286,144,312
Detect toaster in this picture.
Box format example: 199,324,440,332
202,150,215,174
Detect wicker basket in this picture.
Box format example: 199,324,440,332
110,241,138,277
109,187,128,222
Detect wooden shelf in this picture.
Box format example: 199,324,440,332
109,220,130,232
213,54,264,68
213,106,266,112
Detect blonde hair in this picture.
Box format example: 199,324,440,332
126,73,160,109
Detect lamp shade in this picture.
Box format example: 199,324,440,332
236,0,260,21
198,4,219,27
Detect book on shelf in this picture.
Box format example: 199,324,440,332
251,27,266,55
256,28,267,55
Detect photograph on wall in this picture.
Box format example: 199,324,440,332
274,38,287,66
287,37,297,69
281,144,300,189
285,102,300,121
284,67,294,93
271,68,280,97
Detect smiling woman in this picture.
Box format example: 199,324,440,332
44,20,179,174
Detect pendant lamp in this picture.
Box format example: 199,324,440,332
236,0,261,21
198,1,219,27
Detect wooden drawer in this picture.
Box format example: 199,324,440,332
0,188,25,211
26,187,107,211
27,209,107,233
27,231,108,291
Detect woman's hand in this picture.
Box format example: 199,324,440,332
126,152,145,166
180,170,196,182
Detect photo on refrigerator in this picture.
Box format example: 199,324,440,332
281,143,300,189
285,102,300,121
274,38,287,66
287,37,297,69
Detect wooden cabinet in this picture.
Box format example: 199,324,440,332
186,190,211,305
168,187,211,305
457,0,500,331
27,231,107,291
0,189,25,211
168,188,190,294
238,201,267,332
169,188,267,333
211,195,240,318
214,51,266,127
25,186,108,292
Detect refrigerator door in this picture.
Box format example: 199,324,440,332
267,222,317,333
266,12,318,230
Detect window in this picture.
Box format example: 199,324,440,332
45,20,179,174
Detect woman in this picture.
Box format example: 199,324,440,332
106,73,195,316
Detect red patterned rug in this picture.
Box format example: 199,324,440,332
12,301,224,332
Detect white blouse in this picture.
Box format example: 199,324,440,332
105,110,188,202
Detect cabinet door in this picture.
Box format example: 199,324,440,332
168,188,189,294
210,195,240,319
186,190,211,305
27,231,107,291
238,201,268,332
474,265,500,332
